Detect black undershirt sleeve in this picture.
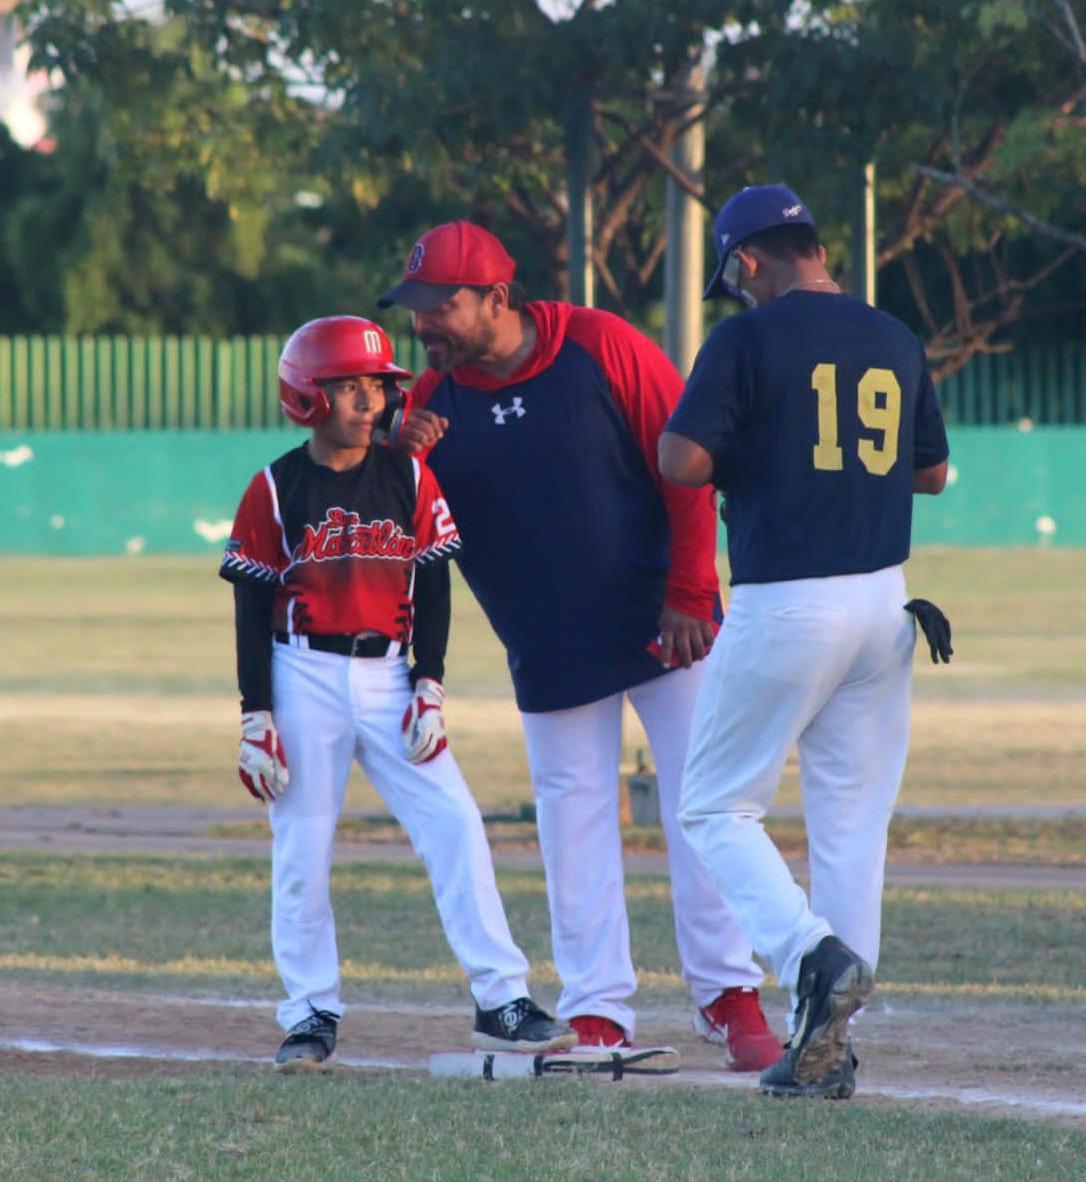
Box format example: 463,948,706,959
234,581,275,712
410,558,450,688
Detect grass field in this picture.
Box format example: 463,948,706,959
1,550,1084,1178
0,851,1083,1179
2,1073,1083,1182
1,852,1083,1001
3,1073,1082,1182
3,548,1086,812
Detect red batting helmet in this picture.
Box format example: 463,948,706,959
278,316,413,426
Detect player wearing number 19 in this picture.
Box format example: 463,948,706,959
658,184,949,1099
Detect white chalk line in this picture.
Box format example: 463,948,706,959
871,1082,1086,1119
661,1068,1086,1118
2,1037,1083,1118
1,1038,415,1073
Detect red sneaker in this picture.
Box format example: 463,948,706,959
569,1015,631,1048
694,987,783,1072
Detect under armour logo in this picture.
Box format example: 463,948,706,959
782,204,804,217
407,242,425,273
719,231,730,248
491,398,526,425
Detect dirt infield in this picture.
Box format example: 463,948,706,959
4,806,1086,891
1,981,1082,1126
2,807,1083,1127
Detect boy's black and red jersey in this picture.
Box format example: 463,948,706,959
219,443,460,642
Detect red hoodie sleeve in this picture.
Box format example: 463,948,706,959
565,308,720,620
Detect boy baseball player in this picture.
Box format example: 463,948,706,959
219,315,573,1071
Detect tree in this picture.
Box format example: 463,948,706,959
757,1,1086,377
12,0,370,332
161,0,787,313
11,0,1086,363
0,122,71,329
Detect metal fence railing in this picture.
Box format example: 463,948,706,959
0,333,427,431
1,334,1084,430
935,343,1086,426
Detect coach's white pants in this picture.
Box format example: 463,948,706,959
679,566,914,992
270,645,530,1031
521,663,762,1039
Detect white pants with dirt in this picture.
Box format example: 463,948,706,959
679,565,914,993
520,662,763,1040
269,642,531,1031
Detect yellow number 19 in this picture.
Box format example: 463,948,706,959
811,364,901,476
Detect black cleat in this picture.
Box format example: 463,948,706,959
274,1008,338,1073
761,1042,859,1100
472,997,578,1053
759,935,873,1099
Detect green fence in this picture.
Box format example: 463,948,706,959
1,335,1085,429
0,334,429,431
936,343,1086,426
1,427,1083,554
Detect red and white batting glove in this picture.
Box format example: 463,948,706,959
401,678,448,764
239,710,289,803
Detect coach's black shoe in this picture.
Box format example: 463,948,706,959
760,935,873,1098
274,1007,338,1073
472,997,578,1053
761,1041,859,1100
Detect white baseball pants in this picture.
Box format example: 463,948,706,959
679,565,914,992
521,663,762,1040
269,644,530,1031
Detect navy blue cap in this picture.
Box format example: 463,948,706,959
703,184,816,300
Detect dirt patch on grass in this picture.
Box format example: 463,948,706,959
1,982,1081,1127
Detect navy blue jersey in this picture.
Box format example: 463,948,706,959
410,301,721,713
666,292,948,585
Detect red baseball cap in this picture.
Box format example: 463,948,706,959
377,221,516,311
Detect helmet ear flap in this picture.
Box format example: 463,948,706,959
373,380,405,441
279,377,332,425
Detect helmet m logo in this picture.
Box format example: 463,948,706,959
491,397,526,426
363,329,383,354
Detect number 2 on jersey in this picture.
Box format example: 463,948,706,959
433,497,454,538
811,363,901,476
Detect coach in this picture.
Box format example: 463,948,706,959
377,220,782,1070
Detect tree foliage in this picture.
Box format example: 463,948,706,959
5,0,1085,372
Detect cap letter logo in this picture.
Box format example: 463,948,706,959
363,329,382,354
407,242,425,273
783,204,803,218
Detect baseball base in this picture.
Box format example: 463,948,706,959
429,1046,680,1081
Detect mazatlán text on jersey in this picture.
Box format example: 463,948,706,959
294,508,415,564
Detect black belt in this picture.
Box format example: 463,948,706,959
274,631,406,658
